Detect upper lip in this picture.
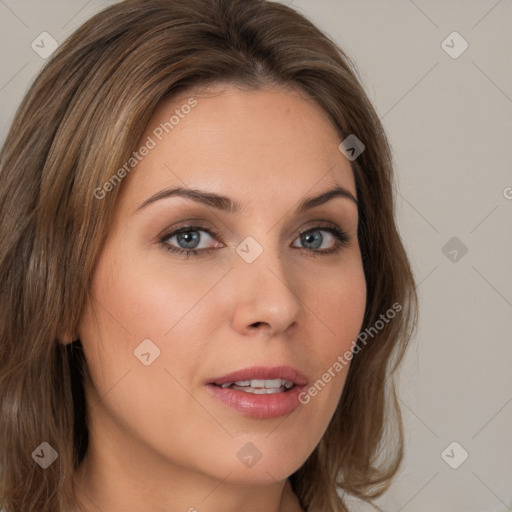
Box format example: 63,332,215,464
207,365,308,386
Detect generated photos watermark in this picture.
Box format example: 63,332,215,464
93,97,198,200
298,301,402,404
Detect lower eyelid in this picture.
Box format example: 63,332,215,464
160,225,350,254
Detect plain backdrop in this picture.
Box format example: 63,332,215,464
0,1,511,511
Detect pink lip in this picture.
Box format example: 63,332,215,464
204,365,308,419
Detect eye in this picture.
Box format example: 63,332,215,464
292,225,350,256
159,225,222,258
158,223,350,259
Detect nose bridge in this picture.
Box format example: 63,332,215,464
230,233,303,334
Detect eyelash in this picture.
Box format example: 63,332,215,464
158,223,350,259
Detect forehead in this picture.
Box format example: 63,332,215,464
117,84,356,212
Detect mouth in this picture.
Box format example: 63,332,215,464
214,378,295,394
207,364,307,390
204,365,308,419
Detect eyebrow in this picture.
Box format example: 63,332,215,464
134,185,358,216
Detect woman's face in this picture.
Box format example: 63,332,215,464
78,84,366,494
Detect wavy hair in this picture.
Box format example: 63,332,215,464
0,0,418,510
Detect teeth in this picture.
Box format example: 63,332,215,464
234,386,283,394
218,379,295,391
264,379,282,388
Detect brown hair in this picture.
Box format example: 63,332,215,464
0,1,418,511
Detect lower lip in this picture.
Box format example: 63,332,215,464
204,384,307,419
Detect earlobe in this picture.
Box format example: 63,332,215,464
56,331,79,345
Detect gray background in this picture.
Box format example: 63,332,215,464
1,1,511,511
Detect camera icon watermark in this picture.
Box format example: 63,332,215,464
442,236,468,263
32,442,59,469
31,32,59,59
237,442,262,468
338,134,365,161
441,441,468,469
134,338,161,366
236,236,263,264
441,31,468,59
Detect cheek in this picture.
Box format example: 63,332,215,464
310,252,367,355
78,246,213,459
79,242,222,393
298,254,366,412
329,271,366,351
86,243,206,341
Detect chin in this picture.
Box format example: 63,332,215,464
192,447,305,486
221,465,299,486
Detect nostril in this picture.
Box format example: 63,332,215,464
248,321,273,334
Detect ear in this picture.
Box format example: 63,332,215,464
56,330,79,345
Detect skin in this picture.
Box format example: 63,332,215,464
71,84,367,512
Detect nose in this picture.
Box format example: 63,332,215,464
230,246,303,337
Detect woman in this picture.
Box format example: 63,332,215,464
0,0,418,511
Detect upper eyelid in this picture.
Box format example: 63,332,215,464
160,223,348,246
